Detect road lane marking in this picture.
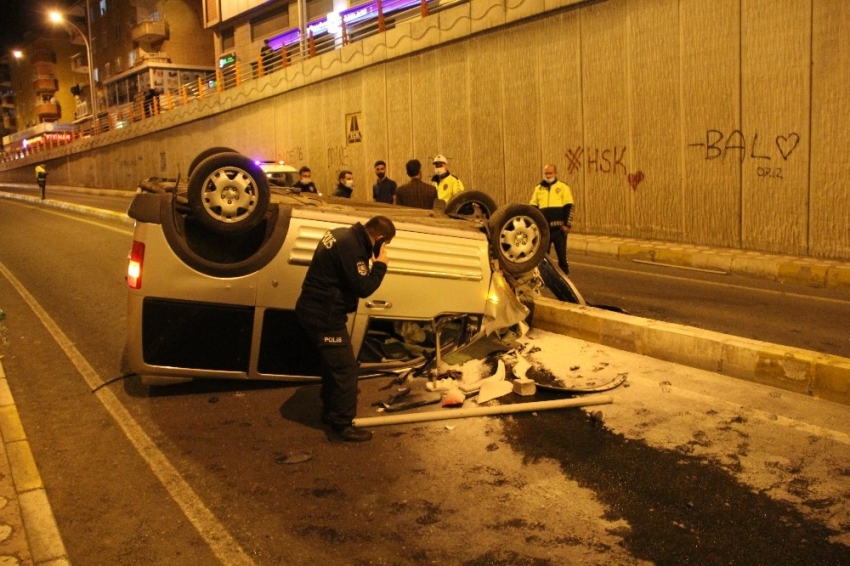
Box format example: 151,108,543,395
1,200,133,236
0,260,256,566
573,260,850,306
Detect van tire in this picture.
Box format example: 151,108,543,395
489,204,550,276
187,146,238,178
445,190,498,220
187,152,270,235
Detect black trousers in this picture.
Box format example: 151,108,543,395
550,228,569,273
296,313,359,427
37,178,46,200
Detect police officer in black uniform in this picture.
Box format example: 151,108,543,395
295,215,396,442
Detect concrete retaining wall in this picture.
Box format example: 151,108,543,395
3,0,848,260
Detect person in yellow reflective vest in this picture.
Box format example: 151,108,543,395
35,163,48,200
430,154,464,203
530,164,574,274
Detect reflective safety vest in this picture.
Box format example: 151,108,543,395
530,180,574,227
432,173,464,202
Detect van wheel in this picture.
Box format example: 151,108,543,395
445,191,498,220
187,146,238,178
187,152,270,235
489,204,550,276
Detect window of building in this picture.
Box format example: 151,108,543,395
94,68,100,82
306,0,333,21
102,30,108,49
129,50,136,67
251,5,290,40
115,25,121,40
105,62,111,77
220,28,235,51
115,56,123,73
100,0,107,16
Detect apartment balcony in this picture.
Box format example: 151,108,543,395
33,77,59,93
131,19,168,43
133,50,170,65
71,52,89,74
35,102,61,120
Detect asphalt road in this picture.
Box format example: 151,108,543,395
569,253,850,359
1,198,849,564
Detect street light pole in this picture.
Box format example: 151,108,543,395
49,9,98,124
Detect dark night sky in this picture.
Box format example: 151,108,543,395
0,1,76,54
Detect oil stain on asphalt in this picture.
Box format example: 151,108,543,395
501,392,850,566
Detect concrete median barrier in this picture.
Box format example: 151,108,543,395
531,297,850,406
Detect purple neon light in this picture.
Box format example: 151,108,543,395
267,0,424,47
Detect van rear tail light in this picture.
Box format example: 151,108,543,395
127,240,145,289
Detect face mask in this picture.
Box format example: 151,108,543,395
301,177,311,183
435,167,446,176
376,172,385,179
344,180,354,188
544,176,556,184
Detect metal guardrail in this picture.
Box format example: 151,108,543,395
1,0,466,161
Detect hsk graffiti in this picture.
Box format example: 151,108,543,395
688,130,801,179
564,145,645,190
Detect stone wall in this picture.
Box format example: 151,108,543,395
3,0,848,260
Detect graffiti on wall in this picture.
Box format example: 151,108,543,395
564,145,645,190
280,147,304,164
565,146,628,176
688,130,801,180
327,146,349,169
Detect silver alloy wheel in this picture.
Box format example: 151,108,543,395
498,214,541,264
201,166,258,223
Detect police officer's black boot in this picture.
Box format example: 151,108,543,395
330,424,372,442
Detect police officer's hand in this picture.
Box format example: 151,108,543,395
562,225,571,234
375,243,389,264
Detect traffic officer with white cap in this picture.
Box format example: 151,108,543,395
430,154,464,203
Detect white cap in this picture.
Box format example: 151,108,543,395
432,154,448,165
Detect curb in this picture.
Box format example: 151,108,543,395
569,235,850,290
531,298,850,406
0,361,69,565
0,183,132,199
0,191,132,226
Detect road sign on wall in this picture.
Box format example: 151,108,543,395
346,112,362,145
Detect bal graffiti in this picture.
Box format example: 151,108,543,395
688,130,800,161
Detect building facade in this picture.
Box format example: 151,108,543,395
87,0,215,115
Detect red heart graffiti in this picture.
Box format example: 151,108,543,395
628,171,645,191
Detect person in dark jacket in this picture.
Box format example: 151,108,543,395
372,160,397,204
529,164,574,274
295,215,396,442
293,166,318,194
396,159,437,209
332,170,354,198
